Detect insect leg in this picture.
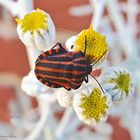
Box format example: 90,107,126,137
84,76,89,83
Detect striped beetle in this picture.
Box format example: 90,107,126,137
35,36,107,91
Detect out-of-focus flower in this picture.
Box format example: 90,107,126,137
73,85,112,125
16,8,55,51
21,70,55,97
101,67,134,103
73,25,108,64
56,88,74,107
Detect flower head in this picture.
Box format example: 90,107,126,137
73,25,108,64
101,67,134,103
16,9,55,51
56,88,74,107
73,85,111,125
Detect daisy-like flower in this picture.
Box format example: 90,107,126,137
73,82,112,125
72,25,108,64
101,67,134,103
16,8,55,51
56,88,74,108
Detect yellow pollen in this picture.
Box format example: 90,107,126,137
16,10,48,32
74,25,109,64
15,18,23,25
80,87,109,121
108,73,131,95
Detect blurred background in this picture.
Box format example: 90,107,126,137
0,0,140,140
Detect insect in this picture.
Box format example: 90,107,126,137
35,36,107,91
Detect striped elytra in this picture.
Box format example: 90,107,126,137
35,43,92,91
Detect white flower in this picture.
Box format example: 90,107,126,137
16,8,55,51
56,88,74,107
65,36,76,52
101,67,134,103
73,78,112,125
21,70,55,97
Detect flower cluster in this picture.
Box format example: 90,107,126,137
101,67,134,103
73,86,111,125
59,26,134,124
16,9,134,125
16,8,55,51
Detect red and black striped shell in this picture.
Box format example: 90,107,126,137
35,44,92,90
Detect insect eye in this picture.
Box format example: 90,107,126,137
71,45,74,49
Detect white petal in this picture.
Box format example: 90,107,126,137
32,31,46,50
65,36,77,51
56,89,74,107
17,25,23,41
100,114,108,122
103,83,116,92
112,90,124,102
24,32,36,49
47,16,56,42
83,118,96,125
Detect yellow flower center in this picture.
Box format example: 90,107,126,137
108,73,131,95
74,25,108,64
15,9,48,33
80,87,109,121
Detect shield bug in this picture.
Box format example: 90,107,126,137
35,36,107,90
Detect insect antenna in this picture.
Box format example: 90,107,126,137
84,35,87,56
52,42,63,49
90,74,105,95
90,49,108,67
